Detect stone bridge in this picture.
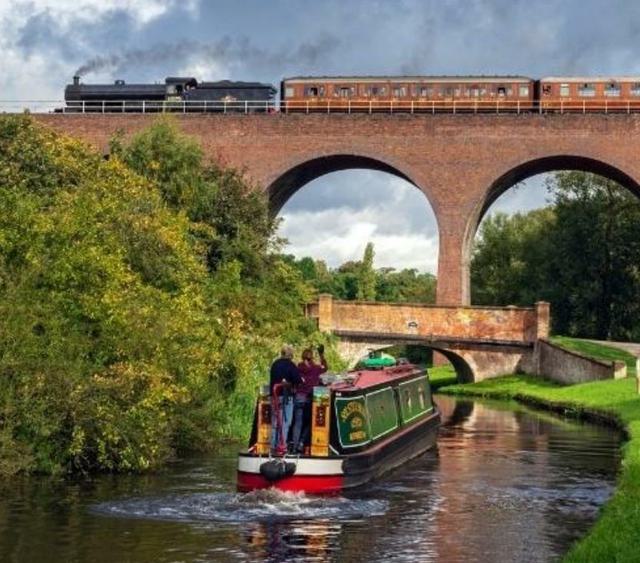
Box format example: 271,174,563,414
305,295,550,382
33,113,640,307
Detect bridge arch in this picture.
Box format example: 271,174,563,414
337,339,475,383
465,154,640,259
265,153,433,216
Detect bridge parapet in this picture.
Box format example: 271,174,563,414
308,294,549,344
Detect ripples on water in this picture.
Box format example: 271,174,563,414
93,489,389,523
0,396,622,563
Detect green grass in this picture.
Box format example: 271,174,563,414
427,365,458,390
550,336,637,377
439,374,640,562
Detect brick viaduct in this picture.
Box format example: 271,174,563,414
34,113,640,308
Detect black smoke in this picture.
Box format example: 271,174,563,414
74,35,338,77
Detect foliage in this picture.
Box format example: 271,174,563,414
0,116,326,476
284,244,437,304
471,173,640,340
439,374,640,562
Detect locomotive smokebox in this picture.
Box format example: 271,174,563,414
73,75,80,86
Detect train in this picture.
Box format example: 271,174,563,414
63,74,640,113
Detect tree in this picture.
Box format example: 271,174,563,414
470,172,640,340
356,242,377,300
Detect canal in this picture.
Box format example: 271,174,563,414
0,396,622,562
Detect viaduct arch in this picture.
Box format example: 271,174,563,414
33,113,640,306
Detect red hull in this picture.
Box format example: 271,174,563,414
237,471,344,494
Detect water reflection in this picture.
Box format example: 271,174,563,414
0,396,621,563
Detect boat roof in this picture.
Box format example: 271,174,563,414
283,75,533,84
330,364,425,393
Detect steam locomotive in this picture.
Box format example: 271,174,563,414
64,75,277,112
63,74,640,113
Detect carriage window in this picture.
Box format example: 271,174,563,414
560,83,570,97
339,87,353,97
497,86,506,97
285,87,294,97
393,86,407,97
306,86,319,96
605,82,621,97
542,84,552,95
579,83,595,97
470,86,480,97
631,83,640,96
519,85,529,96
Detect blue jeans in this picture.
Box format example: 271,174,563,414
292,397,311,452
271,395,293,450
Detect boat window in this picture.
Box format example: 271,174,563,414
605,82,621,97
560,83,570,97
579,83,596,97
632,83,640,96
519,84,529,97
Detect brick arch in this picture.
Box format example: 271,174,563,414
265,153,431,215
462,155,640,297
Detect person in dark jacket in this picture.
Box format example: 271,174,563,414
292,345,328,454
269,344,302,452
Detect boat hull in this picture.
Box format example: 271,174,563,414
237,409,440,494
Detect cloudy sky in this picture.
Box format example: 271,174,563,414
2,0,636,272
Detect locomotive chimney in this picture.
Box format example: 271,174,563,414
73,75,80,86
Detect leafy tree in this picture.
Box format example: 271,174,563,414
356,242,377,300
471,172,640,340
0,116,330,476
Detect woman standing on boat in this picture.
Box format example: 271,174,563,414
292,345,328,454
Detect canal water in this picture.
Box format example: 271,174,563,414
0,396,622,562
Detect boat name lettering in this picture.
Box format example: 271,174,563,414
340,400,367,422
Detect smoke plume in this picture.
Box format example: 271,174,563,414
74,35,338,77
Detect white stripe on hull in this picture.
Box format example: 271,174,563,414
238,455,344,476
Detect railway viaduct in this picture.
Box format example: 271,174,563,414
34,112,640,307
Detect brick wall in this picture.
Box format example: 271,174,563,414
34,113,640,306
311,295,549,344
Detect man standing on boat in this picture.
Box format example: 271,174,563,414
292,345,328,454
269,344,302,454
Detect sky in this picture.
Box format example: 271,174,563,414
1,0,636,273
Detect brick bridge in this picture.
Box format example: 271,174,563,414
305,295,550,382
33,113,640,306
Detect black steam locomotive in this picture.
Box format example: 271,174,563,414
64,75,277,112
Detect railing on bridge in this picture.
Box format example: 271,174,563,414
5,99,640,115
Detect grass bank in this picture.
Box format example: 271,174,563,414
439,374,640,562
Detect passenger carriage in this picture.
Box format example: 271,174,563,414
280,76,535,113
237,363,440,494
539,77,640,112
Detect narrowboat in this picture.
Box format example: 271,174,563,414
237,363,440,494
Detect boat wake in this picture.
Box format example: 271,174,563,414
92,489,388,523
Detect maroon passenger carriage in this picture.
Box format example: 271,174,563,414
237,363,440,494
